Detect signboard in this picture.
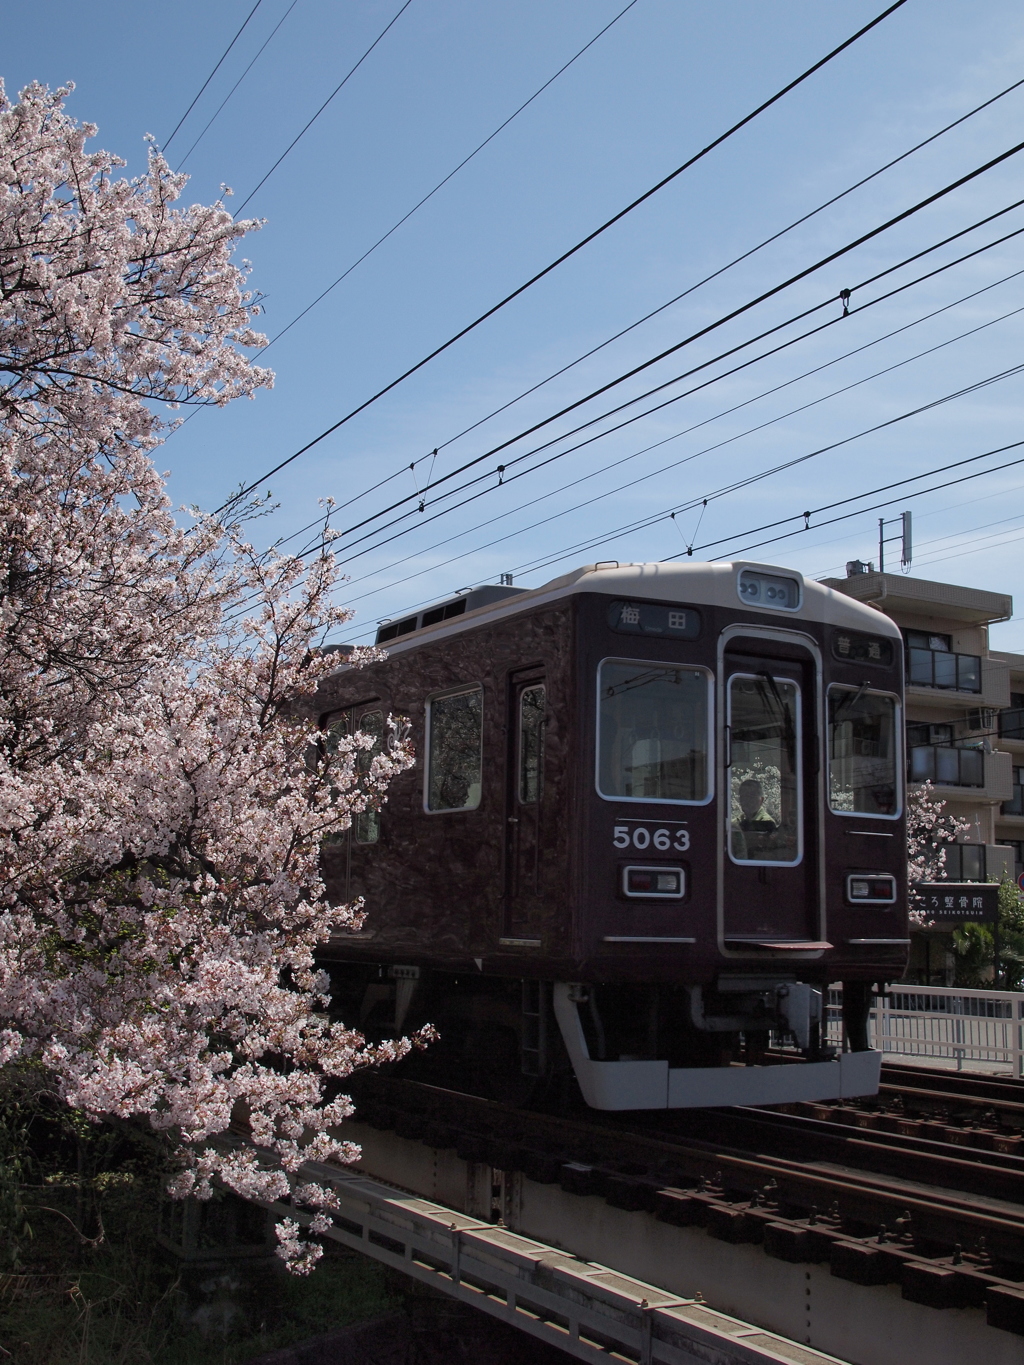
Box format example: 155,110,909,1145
910,882,999,924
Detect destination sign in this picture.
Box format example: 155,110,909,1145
607,600,701,639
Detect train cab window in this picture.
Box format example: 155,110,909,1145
827,686,899,817
425,685,483,812
354,710,384,842
597,660,710,803
518,684,546,804
728,675,801,865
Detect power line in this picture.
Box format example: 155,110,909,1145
504,362,1024,579
313,186,1024,559
176,0,301,171
164,0,265,153
333,447,1024,645
263,0,642,354
331,281,1024,611
235,0,416,214
715,441,1024,565
216,0,910,512
297,67,1024,533
227,199,1024,626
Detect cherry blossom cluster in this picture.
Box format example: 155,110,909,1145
0,82,422,1272
906,782,971,927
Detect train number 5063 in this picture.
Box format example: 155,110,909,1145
613,825,689,852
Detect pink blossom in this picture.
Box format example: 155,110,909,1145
0,82,425,1270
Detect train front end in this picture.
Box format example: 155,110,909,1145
558,560,905,1109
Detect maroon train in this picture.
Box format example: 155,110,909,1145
309,560,907,1110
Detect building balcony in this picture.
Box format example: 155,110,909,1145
909,747,1013,805
905,654,1010,711
943,842,1014,882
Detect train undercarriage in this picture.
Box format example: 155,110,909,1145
326,963,882,1111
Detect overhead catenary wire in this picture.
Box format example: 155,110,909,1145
163,0,265,153
713,442,1024,565
225,198,1024,626
334,446,1024,645
330,278,1024,612
303,189,1024,563
501,361,1024,580
176,0,302,171
297,66,1024,533
235,0,416,214
263,0,643,354
215,0,910,513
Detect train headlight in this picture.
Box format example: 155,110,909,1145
846,873,897,905
623,866,685,898
737,568,801,611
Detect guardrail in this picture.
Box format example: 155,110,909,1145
263,1157,848,1365
825,986,1024,1076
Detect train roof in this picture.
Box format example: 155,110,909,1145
354,560,902,662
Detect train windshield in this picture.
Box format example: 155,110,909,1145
597,661,710,802
827,686,899,817
728,674,801,865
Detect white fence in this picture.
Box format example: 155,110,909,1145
826,986,1024,1076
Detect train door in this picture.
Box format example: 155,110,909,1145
503,670,547,941
722,642,822,947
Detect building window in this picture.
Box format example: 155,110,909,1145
425,685,483,812
1003,767,1024,817
944,844,988,882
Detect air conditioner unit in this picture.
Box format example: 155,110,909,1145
963,708,995,733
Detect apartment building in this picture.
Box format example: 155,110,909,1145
823,566,1016,982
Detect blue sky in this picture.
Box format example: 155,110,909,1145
8,1,1024,647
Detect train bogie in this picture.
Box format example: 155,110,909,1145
310,561,906,1109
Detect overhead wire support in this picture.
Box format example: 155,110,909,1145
217,0,911,513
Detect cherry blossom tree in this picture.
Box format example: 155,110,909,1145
0,81,419,1273
906,782,971,927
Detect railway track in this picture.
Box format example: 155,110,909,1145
349,1069,1024,1329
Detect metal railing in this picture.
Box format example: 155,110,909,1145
905,646,981,692
826,986,1024,1075
908,743,984,787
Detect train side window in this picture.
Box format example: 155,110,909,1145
321,711,351,844
827,686,900,818
518,684,546,804
425,685,483,812
597,660,711,804
355,710,384,842
728,675,801,865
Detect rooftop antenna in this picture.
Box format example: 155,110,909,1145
878,510,912,574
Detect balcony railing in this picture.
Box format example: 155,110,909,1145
909,744,984,787
906,647,981,692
